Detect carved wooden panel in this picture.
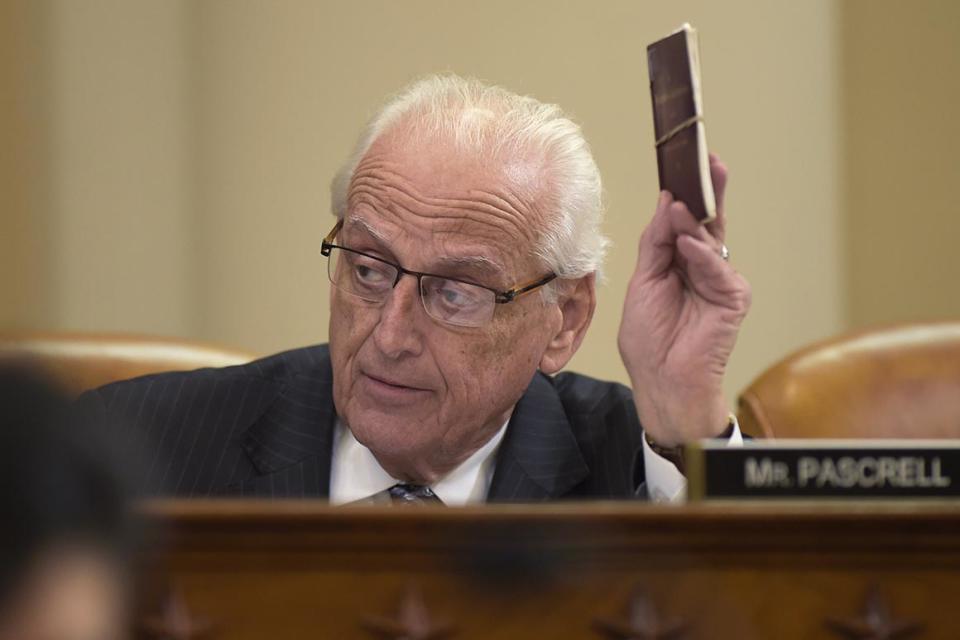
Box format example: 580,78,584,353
825,585,925,640
360,584,456,640
593,588,686,639
134,502,960,639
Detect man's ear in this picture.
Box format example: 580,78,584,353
539,273,596,375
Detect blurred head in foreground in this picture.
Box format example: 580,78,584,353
0,369,134,640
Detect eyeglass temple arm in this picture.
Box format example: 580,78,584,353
495,274,558,303
321,219,344,254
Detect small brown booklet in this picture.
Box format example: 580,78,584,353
647,23,716,223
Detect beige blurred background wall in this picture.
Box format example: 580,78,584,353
2,0,957,404
1,0,51,328
842,0,960,328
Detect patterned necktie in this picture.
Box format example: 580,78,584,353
386,483,444,505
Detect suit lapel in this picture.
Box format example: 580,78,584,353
487,372,589,502
237,352,337,497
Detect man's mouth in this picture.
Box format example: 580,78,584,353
360,370,431,396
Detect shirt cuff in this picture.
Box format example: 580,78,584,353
642,416,743,504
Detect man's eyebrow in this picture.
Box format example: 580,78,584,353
434,254,505,275
344,215,391,245
345,215,507,276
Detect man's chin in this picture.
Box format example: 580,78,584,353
346,402,429,439
348,414,432,463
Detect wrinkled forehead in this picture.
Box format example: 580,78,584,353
343,213,508,278
344,133,551,272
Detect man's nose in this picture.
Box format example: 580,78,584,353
371,274,424,359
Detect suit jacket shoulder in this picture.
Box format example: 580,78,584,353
76,345,335,497
552,370,639,427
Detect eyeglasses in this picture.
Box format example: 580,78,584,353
321,219,556,328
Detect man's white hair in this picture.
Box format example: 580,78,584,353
330,74,609,291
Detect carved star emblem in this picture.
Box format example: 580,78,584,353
139,588,215,640
825,586,925,640
592,588,687,640
361,585,457,640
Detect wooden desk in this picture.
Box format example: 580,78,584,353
136,501,960,639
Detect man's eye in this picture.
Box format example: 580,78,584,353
353,262,389,285
434,282,478,308
355,265,376,280
441,288,465,305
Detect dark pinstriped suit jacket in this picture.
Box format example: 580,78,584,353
77,344,646,501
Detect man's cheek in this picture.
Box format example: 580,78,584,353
460,338,515,394
483,313,546,384
483,317,526,361
330,302,362,376
331,296,366,341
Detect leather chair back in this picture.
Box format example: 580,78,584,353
737,322,960,439
0,332,256,397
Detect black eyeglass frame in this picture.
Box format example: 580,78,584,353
321,219,557,304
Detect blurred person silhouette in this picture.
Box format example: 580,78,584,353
0,368,135,640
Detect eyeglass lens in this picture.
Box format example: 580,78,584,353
327,247,496,327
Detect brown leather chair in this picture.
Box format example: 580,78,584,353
0,332,256,397
737,322,960,439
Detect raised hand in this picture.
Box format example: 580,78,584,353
617,155,752,447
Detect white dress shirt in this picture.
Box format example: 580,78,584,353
329,415,743,505
329,419,509,506
642,416,744,503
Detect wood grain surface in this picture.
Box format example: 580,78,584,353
133,501,960,639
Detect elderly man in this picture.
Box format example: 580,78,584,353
79,75,751,504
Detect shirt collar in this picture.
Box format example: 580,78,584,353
329,418,509,506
